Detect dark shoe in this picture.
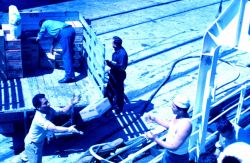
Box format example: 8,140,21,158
58,77,75,83
113,106,123,114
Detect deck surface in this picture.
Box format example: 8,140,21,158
0,69,101,113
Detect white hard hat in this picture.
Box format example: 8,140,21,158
173,94,190,109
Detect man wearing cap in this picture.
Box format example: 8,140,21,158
145,94,192,163
36,19,76,83
105,36,128,114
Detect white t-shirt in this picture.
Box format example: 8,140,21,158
24,107,62,144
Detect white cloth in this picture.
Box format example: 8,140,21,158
217,142,250,163
24,106,62,144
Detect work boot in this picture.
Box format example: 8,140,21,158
58,77,75,83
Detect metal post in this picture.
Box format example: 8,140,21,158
189,47,220,159
235,84,246,124
235,0,248,46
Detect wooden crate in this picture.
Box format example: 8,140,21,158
79,98,111,122
0,30,4,43
0,51,6,69
1,24,11,34
0,68,7,80
22,51,39,70
7,11,105,93
0,30,5,52
74,43,83,52
6,60,23,70
5,50,22,60
0,51,7,80
74,35,84,43
21,38,40,70
5,34,21,50
65,21,83,34
7,69,23,78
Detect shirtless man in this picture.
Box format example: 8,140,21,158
145,94,192,163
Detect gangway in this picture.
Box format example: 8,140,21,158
190,0,250,159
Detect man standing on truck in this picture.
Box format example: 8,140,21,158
14,93,83,163
36,19,75,83
105,36,128,114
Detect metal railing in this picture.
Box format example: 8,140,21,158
121,79,250,163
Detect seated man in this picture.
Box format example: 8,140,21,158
215,118,249,156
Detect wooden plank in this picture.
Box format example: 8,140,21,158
6,61,22,70
0,112,25,123
79,13,92,33
0,81,3,111
15,79,25,109
1,24,11,34
66,21,84,34
74,43,83,52
7,69,23,79
0,50,7,80
5,50,22,60
81,22,106,92
5,34,21,50
87,62,104,91
0,30,4,44
36,75,58,106
26,77,40,106
0,69,7,81
19,78,34,110
9,79,18,109
0,12,8,24
3,81,10,111
42,70,71,106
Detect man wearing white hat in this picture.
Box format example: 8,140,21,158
145,94,192,163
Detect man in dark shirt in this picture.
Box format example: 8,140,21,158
36,19,75,83
105,36,128,114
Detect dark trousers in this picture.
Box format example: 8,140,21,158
105,70,126,112
161,150,189,163
56,26,75,78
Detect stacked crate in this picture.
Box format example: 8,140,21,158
4,33,23,78
38,38,55,68
21,37,40,72
0,30,7,80
53,21,84,69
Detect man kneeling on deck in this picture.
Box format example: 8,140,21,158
145,94,192,163
14,93,83,163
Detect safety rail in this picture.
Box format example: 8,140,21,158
121,79,250,163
